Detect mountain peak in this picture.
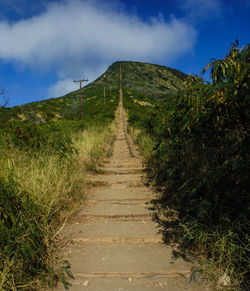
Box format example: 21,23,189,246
92,60,187,98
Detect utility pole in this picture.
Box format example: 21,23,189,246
74,78,88,120
120,64,122,90
119,64,123,103
104,86,106,104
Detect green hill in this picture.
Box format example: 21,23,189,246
94,61,187,98
0,61,187,125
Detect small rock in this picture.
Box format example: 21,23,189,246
73,280,80,285
82,280,89,287
128,277,132,282
218,272,231,287
157,282,164,288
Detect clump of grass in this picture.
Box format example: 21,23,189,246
181,220,249,290
128,127,155,164
0,174,51,290
73,121,117,172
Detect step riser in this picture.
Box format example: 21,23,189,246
74,271,190,279
70,237,162,244
75,214,151,221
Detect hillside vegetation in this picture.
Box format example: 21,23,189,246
0,60,185,289
124,42,249,290
0,80,120,289
0,80,118,125
96,61,187,97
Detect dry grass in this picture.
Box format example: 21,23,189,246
129,127,155,163
0,121,117,290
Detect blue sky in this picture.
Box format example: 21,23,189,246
0,0,249,107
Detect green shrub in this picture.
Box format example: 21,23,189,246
2,121,78,158
0,175,51,289
137,42,249,288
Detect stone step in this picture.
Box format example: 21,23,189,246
87,187,153,200
106,164,142,170
112,155,132,159
73,270,190,279
77,201,152,216
61,243,193,274
102,168,143,174
88,173,143,183
74,214,152,221
107,160,142,166
54,275,207,291
87,199,149,204
70,237,162,244
109,182,144,189
62,220,160,240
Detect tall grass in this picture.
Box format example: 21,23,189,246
128,127,155,164
0,121,116,290
73,122,117,172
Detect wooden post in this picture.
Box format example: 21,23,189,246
74,78,88,120
104,86,106,104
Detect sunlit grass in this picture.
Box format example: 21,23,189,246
0,121,117,290
128,127,155,163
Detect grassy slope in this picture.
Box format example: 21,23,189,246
0,71,121,289
0,82,119,125
0,61,186,125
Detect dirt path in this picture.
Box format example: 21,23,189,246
54,97,211,291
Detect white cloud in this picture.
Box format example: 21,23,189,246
48,78,81,97
0,0,197,97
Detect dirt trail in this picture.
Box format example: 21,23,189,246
53,97,211,291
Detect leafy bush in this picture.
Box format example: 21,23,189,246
0,175,51,289
2,121,78,158
134,42,249,288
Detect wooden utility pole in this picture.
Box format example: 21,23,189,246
104,86,106,104
119,64,123,103
74,78,88,120
120,64,122,90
